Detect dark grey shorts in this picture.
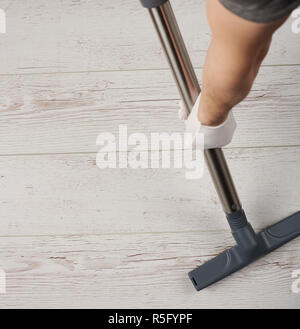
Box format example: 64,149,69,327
219,0,300,23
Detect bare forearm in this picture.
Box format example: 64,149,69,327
198,38,268,126
198,0,288,126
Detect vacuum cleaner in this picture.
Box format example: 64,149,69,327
139,0,300,291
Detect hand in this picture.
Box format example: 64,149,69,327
180,94,237,149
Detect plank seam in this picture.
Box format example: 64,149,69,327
1,63,300,77
0,144,299,158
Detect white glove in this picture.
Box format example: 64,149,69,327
180,94,237,149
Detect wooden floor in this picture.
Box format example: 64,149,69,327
0,0,299,308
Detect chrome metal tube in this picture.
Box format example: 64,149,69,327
149,2,241,213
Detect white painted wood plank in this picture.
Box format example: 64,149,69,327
1,66,299,155
0,232,299,308
0,147,299,237
0,0,299,75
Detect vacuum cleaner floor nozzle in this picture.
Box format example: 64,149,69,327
189,211,300,291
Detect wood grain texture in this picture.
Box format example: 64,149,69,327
0,232,299,308
1,66,300,155
0,0,299,75
0,147,299,237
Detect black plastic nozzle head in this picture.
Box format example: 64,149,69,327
189,211,300,291
140,0,168,9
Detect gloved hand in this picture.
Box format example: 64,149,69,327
179,94,237,149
